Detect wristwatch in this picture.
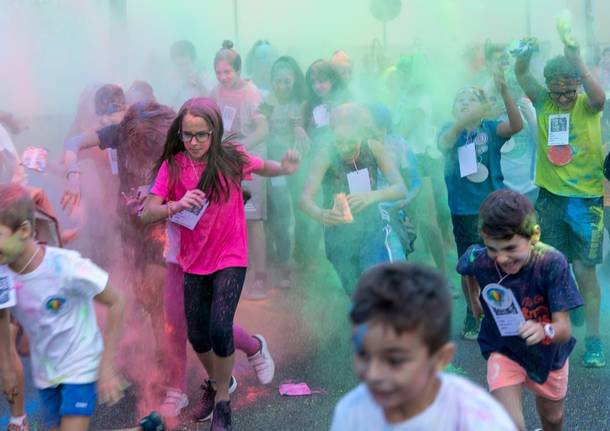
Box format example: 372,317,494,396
544,323,555,340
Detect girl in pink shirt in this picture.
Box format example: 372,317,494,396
141,97,298,431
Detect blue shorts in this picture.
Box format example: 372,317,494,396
535,188,604,266
39,382,97,429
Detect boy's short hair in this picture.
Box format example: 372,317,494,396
350,263,451,354
479,189,537,240
543,55,580,84
94,84,125,116
170,40,196,61
0,183,35,232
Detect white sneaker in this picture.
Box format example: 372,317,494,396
247,334,275,385
159,389,189,418
229,375,238,394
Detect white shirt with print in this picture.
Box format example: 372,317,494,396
2,247,108,389
330,373,517,431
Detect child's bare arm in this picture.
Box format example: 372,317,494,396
464,275,483,319
548,310,572,344
514,54,545,104
140,191,206,225
519,310,572,346
495,71,523,138
564,45,605,112
0,309,18,404
94,284,125,405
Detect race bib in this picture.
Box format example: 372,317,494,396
170,201,209,230
482,283,526,337
547,114,570,146
458,143,478,177
347,168,372,194
107,149,119,175
221,105,237,132
313,104,330,128
0,271,17,309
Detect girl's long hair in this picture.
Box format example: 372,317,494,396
271,56,307,103
303,59,349,128
152,97,248,203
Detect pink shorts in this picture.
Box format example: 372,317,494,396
487,352,569,401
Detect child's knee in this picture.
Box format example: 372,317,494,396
541,403,564,426
210,322,234,357
187,329,212,353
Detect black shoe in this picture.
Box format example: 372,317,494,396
192,380,216,422
139,411,165,431
211,400,232,431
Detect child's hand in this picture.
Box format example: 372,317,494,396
98,364,124,406
347,192,375,214
471,299,484,321
122,191,146,216
320,208,350,226
493,68,508,94
564,43,582,67
177,189,206,211
0,367,18,405
281,149,300,175
60,172,81,214
518,320,545,346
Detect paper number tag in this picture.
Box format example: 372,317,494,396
107,149,119,175
221,106,237,132
170,201,209,230
547,113,570,146
347,168,372,194
313,104,330,128
482,283,526,337
458,143,478,177
0,272,17,309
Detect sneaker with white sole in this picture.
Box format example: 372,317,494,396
247,334,275,385
192,376,237,422
7,418,29,431
159,389,188,418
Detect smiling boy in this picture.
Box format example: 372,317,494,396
458,189,584,431
330,262,516,430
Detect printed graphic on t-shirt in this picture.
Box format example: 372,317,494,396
44,295,70,316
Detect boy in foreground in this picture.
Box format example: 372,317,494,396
0,183,124,431
330,262,516,430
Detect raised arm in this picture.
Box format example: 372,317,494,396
495,70,523,138
564,44,605,112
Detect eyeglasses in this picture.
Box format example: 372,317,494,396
179,130,213,143
549,90,577,99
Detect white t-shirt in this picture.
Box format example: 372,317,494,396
2,247,108,389
330,373,517,431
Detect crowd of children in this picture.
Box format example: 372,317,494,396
0,18,609,431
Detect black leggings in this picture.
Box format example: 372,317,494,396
183,267,247,357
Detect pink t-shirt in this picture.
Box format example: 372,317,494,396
150,149,264,275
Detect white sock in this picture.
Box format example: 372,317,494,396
9,416,26,426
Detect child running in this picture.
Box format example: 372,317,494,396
140,97,298,430
438,68,522,340
0,183,125,431
458,189,584,431
330,262,517,430
514,35,607,367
